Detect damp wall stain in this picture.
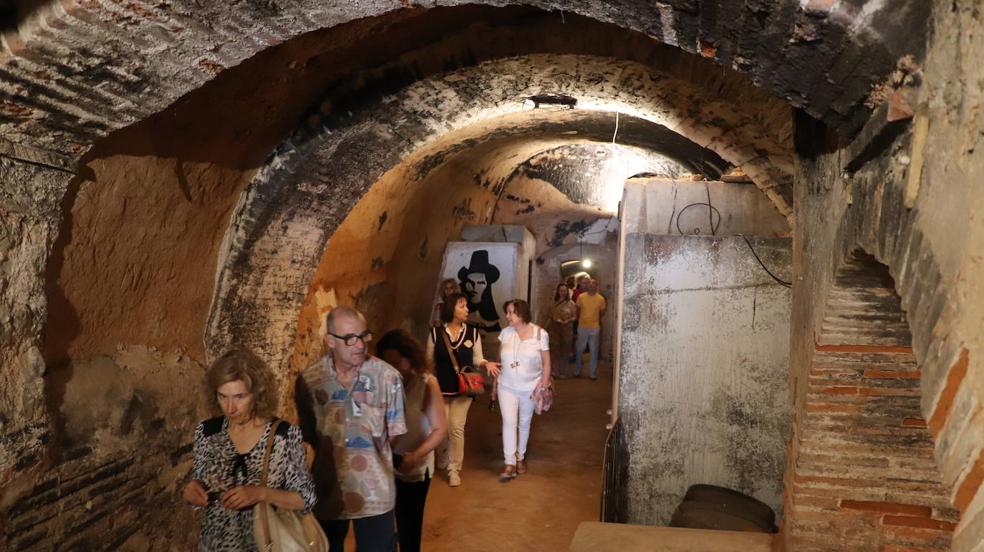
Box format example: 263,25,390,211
618,234,792,525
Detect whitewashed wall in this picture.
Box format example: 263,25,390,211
618,234,791,524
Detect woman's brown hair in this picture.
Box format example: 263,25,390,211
503,298,532,323
440,292,467,324
554,282,571,302
206,349,277,418
376,329,431,377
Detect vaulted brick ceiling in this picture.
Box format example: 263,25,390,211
8,1,930,372
1,1,926,158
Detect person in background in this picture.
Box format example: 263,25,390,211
295,306,406,551
426,292,498,487
574,278,607,380
431,278,460,326
376,329,448,552
183,349,316,552
547,282,577,379
487,299,551,481
570,275,588,362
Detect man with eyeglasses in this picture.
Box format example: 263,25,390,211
296,305,406,551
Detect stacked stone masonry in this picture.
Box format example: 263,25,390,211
787,251,958,550
789,349,959,551
4,445,198,551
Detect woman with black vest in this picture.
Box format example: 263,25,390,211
425,292,498,487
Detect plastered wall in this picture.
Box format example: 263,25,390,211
616,179,791,524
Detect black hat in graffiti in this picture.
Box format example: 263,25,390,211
457,250,501,283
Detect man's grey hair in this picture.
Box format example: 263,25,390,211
326,305,366,334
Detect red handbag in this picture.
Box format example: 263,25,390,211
457,368,486,397
441,329,486,397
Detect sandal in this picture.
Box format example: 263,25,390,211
499,464,517,482
516,459,527,475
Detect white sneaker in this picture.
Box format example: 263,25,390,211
448,471,461,487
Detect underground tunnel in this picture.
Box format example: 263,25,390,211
1,1,983,551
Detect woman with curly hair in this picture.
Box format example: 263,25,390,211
182,349,317,551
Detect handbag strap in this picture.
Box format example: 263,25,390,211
257,419,281,549
260,419,281,486
440,327,462,375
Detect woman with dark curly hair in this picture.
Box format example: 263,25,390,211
425,292,498,487
376,329,448,552
182,349,317,551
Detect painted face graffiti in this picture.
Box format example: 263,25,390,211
464,273,487,304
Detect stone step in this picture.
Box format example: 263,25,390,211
569,522,773,552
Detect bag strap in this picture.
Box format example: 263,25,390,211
440,328,462,375
257,419,281,549
260,419,281,486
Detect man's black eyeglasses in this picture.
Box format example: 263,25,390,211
329,330,372,346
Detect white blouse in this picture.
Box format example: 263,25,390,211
497,324,549,392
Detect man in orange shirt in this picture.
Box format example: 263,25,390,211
574,278,606,380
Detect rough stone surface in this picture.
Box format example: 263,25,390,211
785,252,956,550
784,3,984,550
0,157,72,492
206,53,794,388
3,346,207,551
0,1,925,157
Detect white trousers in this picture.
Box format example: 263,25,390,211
498,385,535,465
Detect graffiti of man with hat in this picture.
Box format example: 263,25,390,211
458,250,502,333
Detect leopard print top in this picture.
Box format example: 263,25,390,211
191,417,317,551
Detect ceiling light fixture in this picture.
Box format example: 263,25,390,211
526,94,578,109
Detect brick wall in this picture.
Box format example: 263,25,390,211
0,1,929,158
786,251,958,550
4,444,197,551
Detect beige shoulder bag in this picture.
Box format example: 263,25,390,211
253,420,330,552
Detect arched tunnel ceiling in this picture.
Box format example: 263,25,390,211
203,51,792,369
0,1,929,164
408,109,732,182
506,143,690,211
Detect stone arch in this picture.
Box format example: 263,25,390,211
1,1,930,158
203,53,793,380
787,247,958,549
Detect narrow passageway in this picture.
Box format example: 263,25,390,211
421,365,613,551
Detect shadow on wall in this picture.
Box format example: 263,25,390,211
39,349,207,463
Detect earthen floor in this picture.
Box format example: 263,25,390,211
347,364,613,551
423,368,612,551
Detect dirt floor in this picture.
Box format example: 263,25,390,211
346,363,614,551
421,366,612,551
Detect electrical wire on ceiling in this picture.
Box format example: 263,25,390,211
674,182,719,236
675,202,721,235
671,183,791,288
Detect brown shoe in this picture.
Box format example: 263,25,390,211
516,459,527,475
499,465,517,482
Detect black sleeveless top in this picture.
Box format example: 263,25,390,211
430,324,480,395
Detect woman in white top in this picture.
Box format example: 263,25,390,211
376,329,448,552
487,299,551,481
